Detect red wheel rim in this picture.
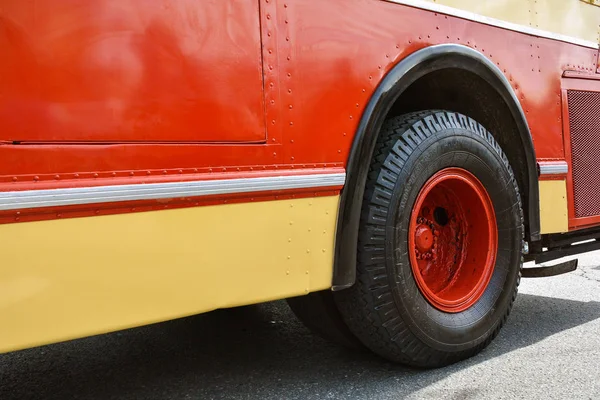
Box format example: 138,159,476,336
408,167,497,313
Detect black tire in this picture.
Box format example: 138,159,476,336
286,291,363,349
333,110,523,368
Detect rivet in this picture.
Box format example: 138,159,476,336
305,289,309,293
56,213,62,218
266,14,271,19
349,115,353,119
16,211,20,216
129,172,134,176
11,176,17,182
290,204,294,208
272,120,276,125
290,122,294,126
288,238,292,241
55,175,60,180
284,3,287,7
194,168,198,173
326,211,329,215
33,176,39,181
290,139,294,143
291,156,295,160
369,75,372,79
270,99,275,104
286,37,290,41
285,19,289,24
322,249,326,253
343,132,347,136
286,270,290,274
269,82,274,87
74,173,80,178
305,270,309,274
146,171,151,175
93,173,98,178
15,217,19,221
287,73,291,77
338,150,341,153
273,152,277,156
178,169,183,174
112,172,116,177
306,249,310,253
272,138,276,142
132,207,136,211
162,170,167,174
267,32,271,37
288,89,292,93
95,210,100,214
269,65,273,70
289,104,293,109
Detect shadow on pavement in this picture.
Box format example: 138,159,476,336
1,293,599,400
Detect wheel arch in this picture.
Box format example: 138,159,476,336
333,43,539,290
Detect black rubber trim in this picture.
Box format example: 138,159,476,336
332,44,539,290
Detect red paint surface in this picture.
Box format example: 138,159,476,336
0,0,266,143
0,0,598,226
408,168,497,313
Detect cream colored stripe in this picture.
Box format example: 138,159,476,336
0,196,339,353
385,0,599,48
539,180,569,234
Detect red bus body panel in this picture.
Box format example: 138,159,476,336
0,0,266,143
0,0,598,227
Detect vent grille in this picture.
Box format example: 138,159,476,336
568,90,600,218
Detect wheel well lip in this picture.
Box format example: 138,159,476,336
332,43,539,290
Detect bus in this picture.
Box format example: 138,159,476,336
0,0,599,368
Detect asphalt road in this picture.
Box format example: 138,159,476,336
1,253,600,400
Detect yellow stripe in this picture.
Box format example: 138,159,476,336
0,196,338,353
539,180,569,234
428,0,600,44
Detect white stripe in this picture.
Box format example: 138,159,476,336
384,0,599,49
0,173,346,211
539,161,568,175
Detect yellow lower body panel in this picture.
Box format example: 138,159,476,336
0,196,339,353
539,179,569,234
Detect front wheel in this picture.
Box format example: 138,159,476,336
333,110,524,368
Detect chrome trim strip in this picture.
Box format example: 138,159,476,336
384,0,599,49
0,173,346,211
539,162,569,175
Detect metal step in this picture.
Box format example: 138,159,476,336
521,259,578,278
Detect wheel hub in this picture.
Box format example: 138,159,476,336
414,224,434,253
408,167,497,313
